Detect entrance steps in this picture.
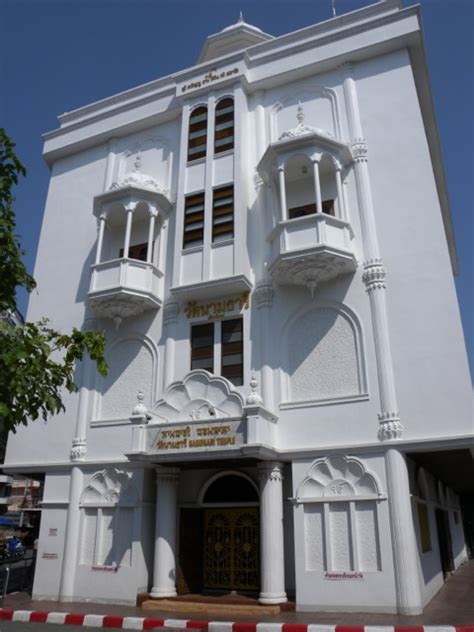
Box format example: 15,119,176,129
142,594,295,617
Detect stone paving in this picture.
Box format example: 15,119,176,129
1,560,473,626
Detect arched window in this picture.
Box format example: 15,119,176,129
187,106,208,161
202,473,258,504
214,98,234,154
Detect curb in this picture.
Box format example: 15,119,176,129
0,611,473,631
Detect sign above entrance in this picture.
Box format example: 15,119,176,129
184,292,250,321
146,418,244,454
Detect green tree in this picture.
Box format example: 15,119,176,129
0,129,107,433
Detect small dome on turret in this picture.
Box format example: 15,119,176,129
197,13,273,63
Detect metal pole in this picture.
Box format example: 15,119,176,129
3,566,10,598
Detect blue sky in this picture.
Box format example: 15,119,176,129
1,0,473,376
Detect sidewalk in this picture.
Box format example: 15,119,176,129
1,560,473,628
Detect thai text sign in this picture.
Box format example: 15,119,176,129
149,419,243,453
185,292,250,321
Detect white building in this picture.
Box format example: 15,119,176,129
4,0,473,615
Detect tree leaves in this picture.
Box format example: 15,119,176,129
0,129,108,433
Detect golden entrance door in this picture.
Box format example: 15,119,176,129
203,508,259,590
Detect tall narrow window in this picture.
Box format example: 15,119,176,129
221,318,243,386
188,106,208,161
212,185,234,242
191,323,214,373
183,192,205,249
214,98,234,154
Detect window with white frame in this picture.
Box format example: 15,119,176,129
190,318,243,387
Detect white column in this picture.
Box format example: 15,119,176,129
312,160,323,214
103,138,117,191
335,167,347,221
258,461,287,605
342,63,402,441
123,205,134,258
277,165,287,221
95,215,106,265
385,449,423,615
59,466,83,601
254,282,274,409
162,300,179,389
150,467,180,598
147,211,157,264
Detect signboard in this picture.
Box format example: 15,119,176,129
178,66,240,95
324,571,363,580
146,419,243,454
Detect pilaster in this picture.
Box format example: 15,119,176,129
162,299,179,389
342,63,402,441
258,461,287,604
385,449,423,614
254,281,274,410
150,467,180,598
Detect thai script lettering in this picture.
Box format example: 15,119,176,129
156,422,238,451
324,571,364,580
185,292,250,320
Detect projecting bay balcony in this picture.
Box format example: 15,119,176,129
88,259,163,327
267,212,357,293
257,103,358,292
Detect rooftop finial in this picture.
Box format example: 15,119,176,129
238,11,244,23
297,101,305,125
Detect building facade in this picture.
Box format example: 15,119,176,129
4,0,473,615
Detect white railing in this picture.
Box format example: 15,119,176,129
268,212,354,258
89,258,163,299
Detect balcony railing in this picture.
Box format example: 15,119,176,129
267,212,357,291
88,258,163,325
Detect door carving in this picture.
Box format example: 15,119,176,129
203,508,259,590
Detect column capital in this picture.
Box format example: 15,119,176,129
124,201,137,213
254,281,274,310
254,171,265,191
351,137,368,163
70,437,87,462
258,461,284,483
163,299,180,325
378,414,404,441
155,466,180,485
362,258,386,292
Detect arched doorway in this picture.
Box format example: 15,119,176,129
178,472,260,594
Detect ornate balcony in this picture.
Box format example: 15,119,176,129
87,163,171,326
267,213,356,294
257,103,357,292
88,258,163,327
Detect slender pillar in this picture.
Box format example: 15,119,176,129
254,281,274,409
334,167,346,221
385,449,423,614
95,215,106,265
277,165,287,221
123,205,134,258
59,466,83,601
103,138,117,191
150,467,180,598
342,62,403,441
258,462,287,604
312,160,323,214
147,211,157,263
162,300,179,389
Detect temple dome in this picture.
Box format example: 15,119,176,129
197,13,273,63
